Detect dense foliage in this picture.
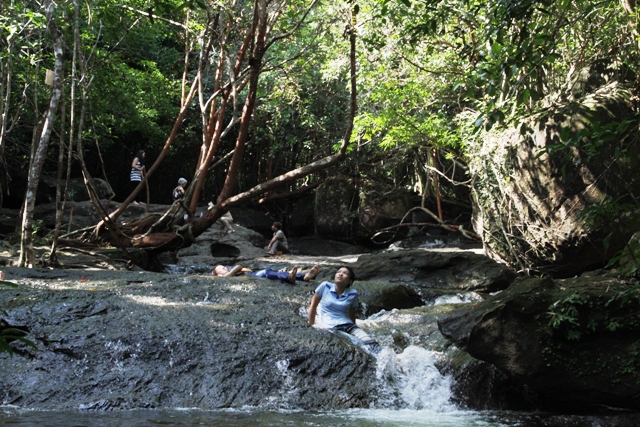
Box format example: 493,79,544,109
0,0,638,269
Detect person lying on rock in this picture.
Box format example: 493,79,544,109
212,264,320,285
307,266,381,354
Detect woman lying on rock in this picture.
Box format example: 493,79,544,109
307,266,381,354
212,264,319,285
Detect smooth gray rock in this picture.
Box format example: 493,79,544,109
0,268,377,411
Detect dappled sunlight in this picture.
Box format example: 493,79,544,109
123,294,190,307
121,294,251,313
225,282,259,293
21,278,142,291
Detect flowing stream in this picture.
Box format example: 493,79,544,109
2,287,638,426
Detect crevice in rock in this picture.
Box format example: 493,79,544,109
210,243,241,258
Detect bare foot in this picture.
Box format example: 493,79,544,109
287,267,298,284
303,265,320,281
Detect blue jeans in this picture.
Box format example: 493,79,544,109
247,268,304,283
333,323,381,354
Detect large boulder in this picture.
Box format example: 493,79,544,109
437,272,640,411
314,176,359,240
230,207,278,236
468,78,640,277
287,194,316,237
175,221,269,268
38,176,114,203
352,248,517,297
0,268,377,410
315,178,412,244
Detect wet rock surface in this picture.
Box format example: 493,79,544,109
0,268,378,410
438,272,640,411
2,210,637,414
0,245,516,412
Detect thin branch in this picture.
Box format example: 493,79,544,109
118,5,193,32
423,164,472,186
265,0,319,50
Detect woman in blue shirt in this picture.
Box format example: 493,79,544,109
307,266,380,353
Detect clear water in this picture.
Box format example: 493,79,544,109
3,289,638,426
1,407,638,426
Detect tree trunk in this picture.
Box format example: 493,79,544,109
94,0,357,255
0,31,13,209
18,2,63,267
49,0,82,266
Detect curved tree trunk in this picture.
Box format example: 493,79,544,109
94,0,357,257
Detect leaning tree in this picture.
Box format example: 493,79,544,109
82,0,361,258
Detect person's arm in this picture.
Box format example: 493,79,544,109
131,157,140,169
308,293,321,326
224,265,244,277
267,235,277,250
240,268,252,273
349,307,357,324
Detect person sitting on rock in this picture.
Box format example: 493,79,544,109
266,221,288,255
307,266,381,354
212,264,319,285
207,202,234,233
218,211,234,233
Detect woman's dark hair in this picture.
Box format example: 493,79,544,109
273,221,282,229
134,149,145,166
338,265,356,287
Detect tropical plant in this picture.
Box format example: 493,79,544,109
0,280,37,356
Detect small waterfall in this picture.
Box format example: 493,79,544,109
356,307,459,413
375,346,454,411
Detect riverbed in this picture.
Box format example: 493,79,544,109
2,407,640,426
1,255,639,425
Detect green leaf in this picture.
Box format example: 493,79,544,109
0,281,18,288
602,232,613,253
617,120,631,133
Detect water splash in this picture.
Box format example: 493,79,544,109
433,293,482,306
375,346,455,411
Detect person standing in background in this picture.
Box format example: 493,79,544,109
173,177,187,200
129,149,145,204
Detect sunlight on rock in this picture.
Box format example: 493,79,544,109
226,283,258,293
123,295,185,307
